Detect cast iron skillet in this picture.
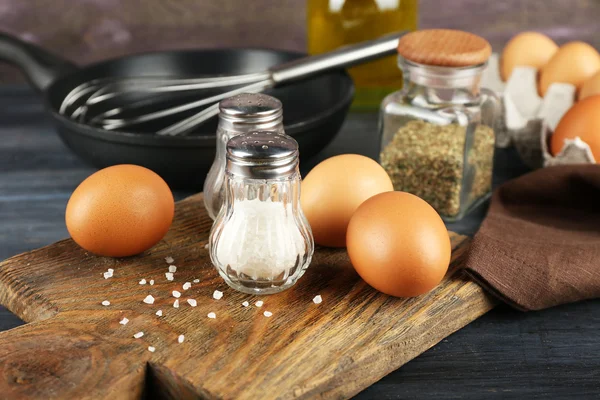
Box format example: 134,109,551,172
0,33,354,189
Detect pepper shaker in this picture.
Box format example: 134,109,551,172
209,131,314,294
203,93,284,220
378,29,499,221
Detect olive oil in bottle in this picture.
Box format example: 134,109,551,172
307,0,418,110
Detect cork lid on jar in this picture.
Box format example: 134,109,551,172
397,29,492,67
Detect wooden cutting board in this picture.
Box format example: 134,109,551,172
0,193,495,399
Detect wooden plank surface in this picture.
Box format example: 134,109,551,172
0,192,495,399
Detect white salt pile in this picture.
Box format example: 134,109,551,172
143,295,155,305
213,290,223,300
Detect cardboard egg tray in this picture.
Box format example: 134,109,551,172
482,53,596,168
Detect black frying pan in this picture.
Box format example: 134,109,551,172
0,33,354,189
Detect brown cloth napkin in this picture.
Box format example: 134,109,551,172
464,164,600,311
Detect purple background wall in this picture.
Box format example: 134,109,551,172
0,0,598,82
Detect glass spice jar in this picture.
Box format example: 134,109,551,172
378,29,499,221
209,131,314,295
203,93,284,220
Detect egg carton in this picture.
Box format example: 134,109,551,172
481,53,594,167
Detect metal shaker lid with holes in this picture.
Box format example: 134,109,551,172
219,93,283,124
226,131,299,179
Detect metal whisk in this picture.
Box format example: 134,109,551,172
59,32,406,137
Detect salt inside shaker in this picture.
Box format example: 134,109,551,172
208,131,314,294
203,93,284,220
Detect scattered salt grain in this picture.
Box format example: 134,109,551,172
108,268,114,273
172,290,181,298
207,312,216,319
178,334,185,344
119,317,129,325
263,311,273,318
143,295,155,304
242,301,249,307
103,271,113,279
255,300,263,308
139,279,147,285
313,295,322,304
168,265,177,273
150,280,154,285
133,331,144,339
173,299,180,308
101,300,110,306
165,256,174,264
187,299,197,307
156,309,163,317
193,279,200,283
182,282,192,290
213,290,223,300
165,272,174,281
148,346,156,352
204,243,209,249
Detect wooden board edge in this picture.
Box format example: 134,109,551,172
302,278,497,399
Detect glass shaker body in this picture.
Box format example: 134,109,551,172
209,131,314,295
379,58,499,221
203,93,284,220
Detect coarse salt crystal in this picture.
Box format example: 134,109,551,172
178,334,185,343
182,282,191,290
193,279,200,283
103,271,113,279
150,280,154,285
101,300,110,306
173,299,179,308
207,312,216,319
143,295,155,304
242,301,249,307
156,309,163,317
108,268,114,273
263,311,273,317
255,300,263,308
204,243,209,249
168,265,177,273
133,331,144,339
172,290,181,298
139,279,147,285
313,295,322,304
165,256,174,264
148,346,156,352
213,290,223,300
187,299,197,307
119,317,129,325
165,272,174,281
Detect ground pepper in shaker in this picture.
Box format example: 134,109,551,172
208,131,314,295
203,93,284,220
378,29,499,221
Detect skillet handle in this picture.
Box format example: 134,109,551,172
0,32,76,91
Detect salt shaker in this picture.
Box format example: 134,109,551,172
203,93,284,220
209,131,314,294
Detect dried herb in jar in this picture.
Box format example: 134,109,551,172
380,120,494,217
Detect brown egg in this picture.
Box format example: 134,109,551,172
66,165,175,257
301,154,393,247
579,70,600,100
551,95,600,161
539,41,600,97
500,32,558,81
347,191,451,297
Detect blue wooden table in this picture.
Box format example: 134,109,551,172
1,86,598,399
